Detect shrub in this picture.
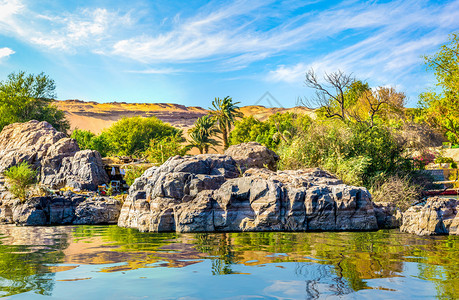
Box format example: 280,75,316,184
3,162,37,202
370,175,422,211
229,113,311,150
145,135,187,164
71,129,111,157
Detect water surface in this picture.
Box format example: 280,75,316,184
0,225,457,299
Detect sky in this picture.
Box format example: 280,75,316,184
0,0,458,108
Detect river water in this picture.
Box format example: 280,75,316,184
0,225,457,299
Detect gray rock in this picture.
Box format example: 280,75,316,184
118,155,379,233
0,120,108,191
400,197,458,235
224,142,280,171
0,196,121,226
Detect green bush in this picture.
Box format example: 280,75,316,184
229,113,311,150
277,120,413,186
71,129,111,157
3,162,37,202
145,135,187,164
104,116,181,156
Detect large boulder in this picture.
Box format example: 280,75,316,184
373,202,403,229
118,155,379,233
0,120,73,172
224,142,279,171
400,197,458,236
0,196,121,226
0,120,108,191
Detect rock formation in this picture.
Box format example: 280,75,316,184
400,197,458,235
0,120,108,190
118,154,379,233
0,196,121,226
373,202,403,229
224,142,279,171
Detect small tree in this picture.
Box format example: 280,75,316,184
187,115,220,154
302,69,355,120
0,71,69,132
209,96,243,149
3,162,37,202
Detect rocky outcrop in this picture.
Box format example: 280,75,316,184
41,150,109,190
224,142,279,171
400,197,458,235
118,155,378,233
0,196,121,226
0,120,108,191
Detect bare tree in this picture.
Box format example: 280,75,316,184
301,69,355,120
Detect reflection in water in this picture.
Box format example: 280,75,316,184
0,225,457,299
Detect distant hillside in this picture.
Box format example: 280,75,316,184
55,99,315,134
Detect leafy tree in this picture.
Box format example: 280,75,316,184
103,116,181,156
418,33,459,143
209,96,243,149
3,162,37,202
187,115,220,154
0,71,69,132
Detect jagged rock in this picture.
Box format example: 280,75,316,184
400,197,458,235
118,155,378,233
0,120,108,191
224,142,279,171
0,196,121,226
0,120,72,172
42,150,109,190
373,202,403,229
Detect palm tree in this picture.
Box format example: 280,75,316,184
187,115,220,154
209,96,243,150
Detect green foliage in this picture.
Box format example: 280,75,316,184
209,96,243,149
103,116,181,156
145,135,187,164
70,129,110,157
0,71,69,132
418,33,459,143
3,162,37,202
187,115,220,154
278,120,413,186
229,113,312,150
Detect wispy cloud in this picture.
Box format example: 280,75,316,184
0,1,132,52
267,0,459,88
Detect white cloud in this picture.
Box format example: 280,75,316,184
0,47,15,60
267,0,459,89
0,1,132,52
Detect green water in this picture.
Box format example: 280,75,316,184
0,225,457,299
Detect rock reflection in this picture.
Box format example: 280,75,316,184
0,225,457,299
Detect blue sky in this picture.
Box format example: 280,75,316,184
0,0,458,108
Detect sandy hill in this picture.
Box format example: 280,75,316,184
56,100,315,134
